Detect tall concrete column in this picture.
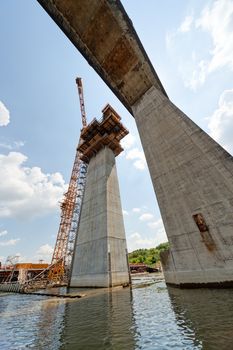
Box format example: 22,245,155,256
132,86,233,287
70,147,130,287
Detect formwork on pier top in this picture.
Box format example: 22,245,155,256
78,104,128,162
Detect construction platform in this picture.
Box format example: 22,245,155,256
0,263,49,283
78,104,128,162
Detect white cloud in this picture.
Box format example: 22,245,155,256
208,89,233,153
179,15,193,33
0,152,67,218
127,232,156,252
184,59,208,90
148,218,163,229
14,141,25,148
147,218,167,242
130,232,141,239
122,209,129,216
125,147,147,170
3,253,29,264
167,0,233,90
120,133,147,170
196,0,233,73
0,142,12,150
126,217,168,252
0,140,25,150
185,0,233,88
126,148,143,160
4,254,22,265
37,244,53,255
0,230,8,237
121,133,135,150
133,159,146,170
132,207,141,213
14,253,26,263
139,213,154,221
0,238,20,246
165,31,175,50
0,101,10,126
35,244,53,262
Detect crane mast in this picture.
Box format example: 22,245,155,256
76,77,87,127
49,78,88,283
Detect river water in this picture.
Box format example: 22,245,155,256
0,274,233,349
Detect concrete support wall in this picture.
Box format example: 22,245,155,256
70,147,130,287
132,86,233,286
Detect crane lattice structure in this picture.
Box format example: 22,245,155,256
49,78,88,283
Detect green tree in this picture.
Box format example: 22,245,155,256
128,242,169,266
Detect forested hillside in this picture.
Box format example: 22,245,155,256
128,242,169,266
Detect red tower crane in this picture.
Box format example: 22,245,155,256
49,78,88,283
76,77,87,127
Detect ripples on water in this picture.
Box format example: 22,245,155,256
1,275,233,349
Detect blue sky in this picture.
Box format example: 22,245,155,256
0,0,233,262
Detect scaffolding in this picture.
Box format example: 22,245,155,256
49,148,88,283
48,78,88,283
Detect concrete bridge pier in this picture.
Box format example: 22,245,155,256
70,147,130,288
70,105,130,288
132,85,233,287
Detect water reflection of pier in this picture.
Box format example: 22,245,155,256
59,287,137,349
167,286,233,350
